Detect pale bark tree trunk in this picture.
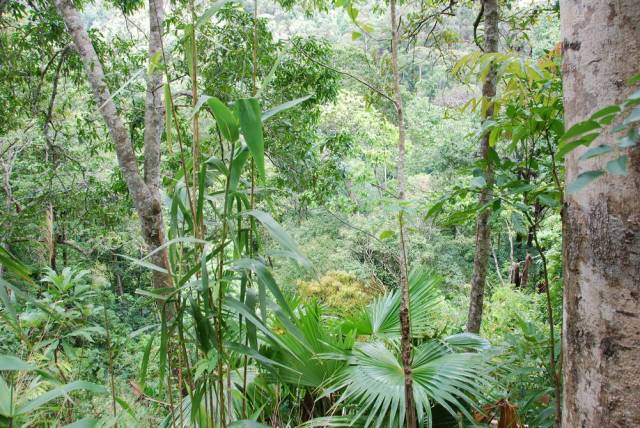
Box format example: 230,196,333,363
54,0,172,292
560,1,640,426
389,0,416,425
466,0,499,334
42,49,68,271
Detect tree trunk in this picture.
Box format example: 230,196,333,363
54,0,172,294
466,0,499,334
560,1,640,426
389,0,416,425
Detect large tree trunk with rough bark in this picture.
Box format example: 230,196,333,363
560,1,640,426
55,0,172,293
466,0,498,334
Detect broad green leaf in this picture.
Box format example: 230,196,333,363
487,147,500,165
196,162,206,226
196,0,231,28
191,95,210,119
347,5,359,20
261,95,312,122
425,196,448,219
236,98,264,177
17,381,106,415
229,146,250,193
244,288,258,349
229,421,271,428
148,51,163,75
351,31,362,41
379,230,396,240
619,129,638,148
470,176,486,188
579,144,611,160
243,210,309,266
0,354,34,371
0,247,33,282
164,84,173,148
628,74,640,85
182,25,193,75
140,237,208,262
606,155,628,176
557,133,599,159
361,22,374,33
567,170,604,194
0,375,12,417
158,311,168,396
444,333,490,351
561,120,601,142
139,334,154,390
134,289,170,301
233,258,292,317
511,212,527,235
623,106,640,125
590,105,620,120
537,192,560,208
118,254,168,274
190,297,214,353
225,342,289,371
207,97,240,142
488,127,500,147
256,54,283,98
0,279,16,321
61,418,99,428
223,297,288,349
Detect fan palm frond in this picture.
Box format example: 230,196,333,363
343,268,443,338
325,338,492,428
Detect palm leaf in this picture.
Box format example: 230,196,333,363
326,340,492,428
343,268,443,338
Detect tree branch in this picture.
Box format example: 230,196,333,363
54,0,151,211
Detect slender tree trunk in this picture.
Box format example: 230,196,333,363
389,0,416,426
55,0,172,293
466,0,498,334
560,1,640,426
45,203,56,269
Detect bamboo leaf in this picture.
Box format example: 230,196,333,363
196,0,232,28
262,95,312,122
0,247,33,282
229,146,250,193
164,84,173,149
17,381,106,415
207,97,240,142
0,354,35,371
118,254,168,274
158,311,168,396
139,334,154,390
243,210,310,267
236,98,265,177
62,418,99,428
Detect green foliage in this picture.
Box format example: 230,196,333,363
297,271,374,314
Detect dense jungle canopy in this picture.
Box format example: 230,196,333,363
1,0,639,426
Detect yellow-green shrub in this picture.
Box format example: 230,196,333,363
297,271,375,314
